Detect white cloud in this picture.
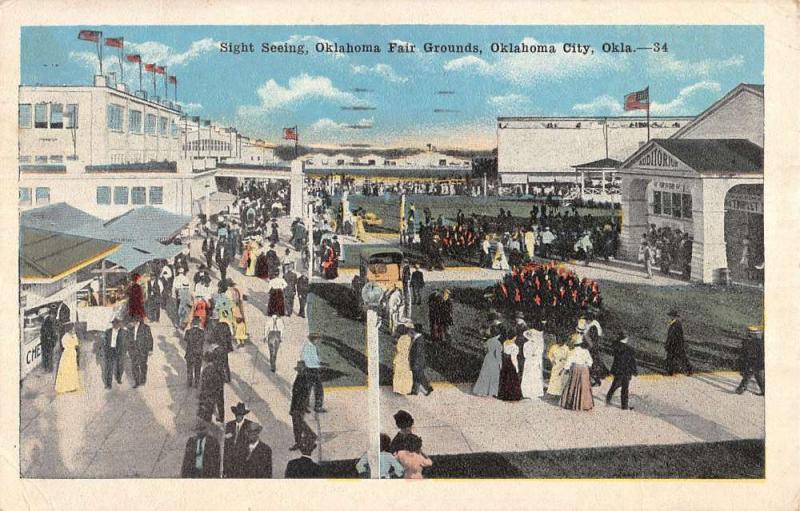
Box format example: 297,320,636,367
237,74,357,117
649,80,721,114
284,34,346,59
350,63,407,83
127,37,218,67
572,95,624,115
647,53,744,79
488,93,536,113
310,117,374,131
177,101,203,112
572,80,722,116
444,38,623,85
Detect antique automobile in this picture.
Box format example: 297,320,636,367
352,247,404,311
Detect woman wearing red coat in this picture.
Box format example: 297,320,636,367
127,273,146,321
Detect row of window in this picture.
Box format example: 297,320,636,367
184,139,233,152
108,104,178,137
96,186,163,206
19,187,50,206
653,191,693,219
19,103,78,129
19,155,79,163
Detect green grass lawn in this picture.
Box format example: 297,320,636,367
332,194,618,234
308,276,763,388
321,439,764,478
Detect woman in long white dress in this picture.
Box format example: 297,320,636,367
492,241,510,271
546,338,570,398
472,322,503,397
55,323,81,394
520,327,545,398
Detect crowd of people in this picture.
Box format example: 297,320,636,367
638,224,694,279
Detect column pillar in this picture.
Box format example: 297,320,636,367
691,179,728,284
618,174,650,260
290,159,304,220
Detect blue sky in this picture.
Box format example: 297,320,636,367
21,25,763,149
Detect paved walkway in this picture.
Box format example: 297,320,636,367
20,214,366,478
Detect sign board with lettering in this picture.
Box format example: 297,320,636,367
653,181,691,193
634,146,691,171
725,193,763,214
20,335,42,380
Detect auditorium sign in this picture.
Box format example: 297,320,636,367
636,146,682,170
725,193,763,214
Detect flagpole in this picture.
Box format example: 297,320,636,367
164,66,168,100
294,125,298,159
646,86,650,142
152,67,157,98
138,61,142,94
98,31,104,76
119,39,124,81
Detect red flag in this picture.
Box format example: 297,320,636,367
78,30,101,42
155,66,166,75
624,87,649,111
283,127,298,140
126,54,141,63
168,75,177,84
144,63,156,72
104,37,124,48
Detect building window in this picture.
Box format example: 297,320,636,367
50,103,64,128
113,186,129,205
35,187,50,205
96,186,111,205
171,119,178,137
49,155,63,163
149,186,163,205
131,186,146,205
145,113,157,134
35,155,48,163
671,192,682,218
35,103,48,128
19,188,32,206
18,156,31,163
439,159,447,166
129,110,142,133
337,159,345,165
19,104,32,128
652,191,662,215
159,116,168,136
682,194,692,219
107,104,124,131
65,104,78,129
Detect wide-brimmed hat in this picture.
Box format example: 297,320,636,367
523,328,542,341
393,410,414,429
37,307,50,317
231,402,250,416
244,422,263,434
576,318,588,332
667,309,680,318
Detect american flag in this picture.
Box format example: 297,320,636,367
624,87,649,111
283,127,298,140
77,30,101,42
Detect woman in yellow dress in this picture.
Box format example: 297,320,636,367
227,282,248,345
246,241,260,276
55,322,81,394
393,324,414,395
545,337,571,398
355,214,367,243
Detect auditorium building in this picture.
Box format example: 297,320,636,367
617,83,764,284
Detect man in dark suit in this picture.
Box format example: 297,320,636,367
223,402,254,478
606,332,639,410
289,361,317,450
410,265,425,306
283,269,297,317
128,317,154,387
103,317,128,389
184,317,205,387
285,438,322,478
199,350,225,423
665,309,693,376
296,274,309,318
38,308,57,372
409,324,433,396
202,237,215,271
736,326,765,396
208,318,233,383
238,422,272,478
215,236,232,283
181,420,220,478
